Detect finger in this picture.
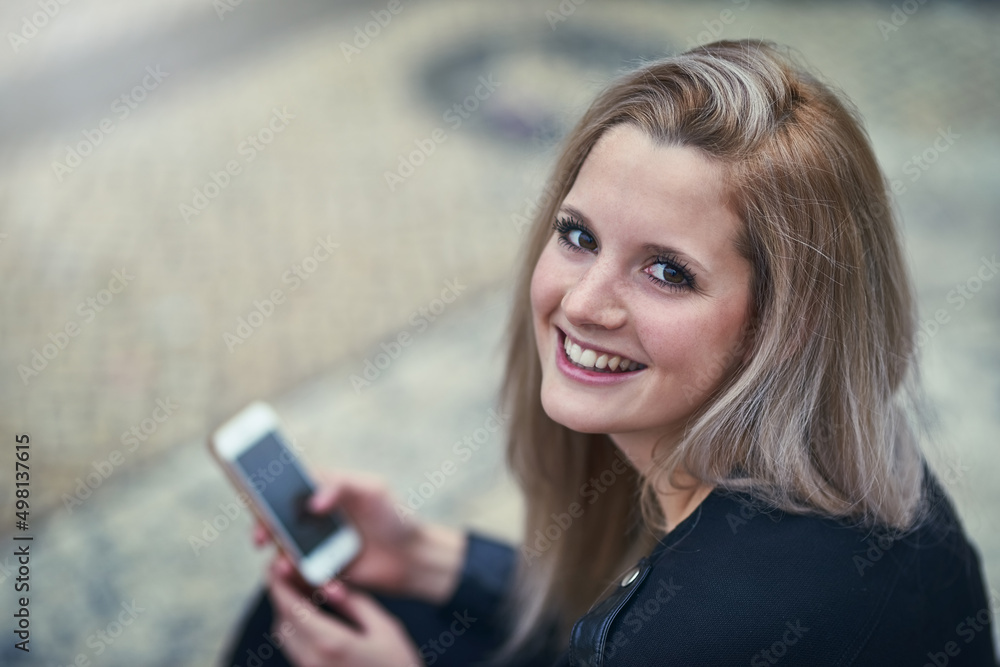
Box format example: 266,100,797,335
313,577,350,609
320,582,393,632
276,551,321,596
268,566,314,624
308,471,390,514
267,572,332,666
272,552,295,578
267,564,357,660
307,484,343,514
252,521,270,547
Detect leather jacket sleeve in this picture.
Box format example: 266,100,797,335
439,532,569,666
441,530,518,624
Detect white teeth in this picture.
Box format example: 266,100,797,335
563,333,643,373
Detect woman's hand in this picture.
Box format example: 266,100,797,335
266,553,424,667
253,470,466,603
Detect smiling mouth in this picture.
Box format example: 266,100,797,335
559,330,647,373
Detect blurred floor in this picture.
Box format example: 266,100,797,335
0,0,997,664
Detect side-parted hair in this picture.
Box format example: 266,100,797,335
497,39,927,658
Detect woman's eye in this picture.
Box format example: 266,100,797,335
646,262,688,286
568,229,597,251
553,215,598,253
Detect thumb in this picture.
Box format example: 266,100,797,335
319,581,394,632
308,485,343,515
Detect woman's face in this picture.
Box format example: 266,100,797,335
530,124,753,445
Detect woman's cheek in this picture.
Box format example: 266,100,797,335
640,309,697,364
643,312,725,397
530,245,562,314
683,319,749,398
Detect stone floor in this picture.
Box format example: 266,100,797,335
0,0,997,664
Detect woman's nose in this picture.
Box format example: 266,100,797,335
561,261,628,330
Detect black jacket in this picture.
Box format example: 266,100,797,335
443,473,997,666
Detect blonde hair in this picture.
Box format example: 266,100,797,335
496,39,927,659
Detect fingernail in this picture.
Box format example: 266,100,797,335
326,579,345,600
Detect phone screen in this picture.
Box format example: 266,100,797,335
234,432,344,555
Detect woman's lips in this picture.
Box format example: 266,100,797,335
554,329,646,385
559,329,646,373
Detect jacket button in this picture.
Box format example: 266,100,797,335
620,567,640,587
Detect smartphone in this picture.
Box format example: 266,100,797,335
210,401,361,586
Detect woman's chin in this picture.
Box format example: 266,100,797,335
539,392,612,435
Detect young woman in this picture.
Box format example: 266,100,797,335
224,40,997,666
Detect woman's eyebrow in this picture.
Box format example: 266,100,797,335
557,204,708,274
641,242,707,274
558,204,589,221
